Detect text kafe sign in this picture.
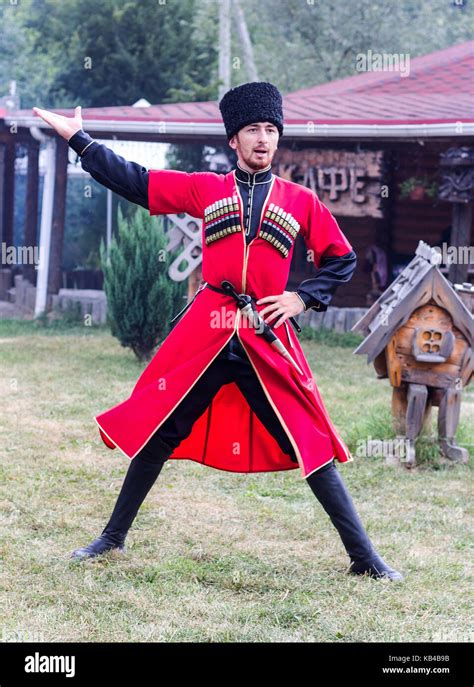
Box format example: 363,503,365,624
274,149,384,218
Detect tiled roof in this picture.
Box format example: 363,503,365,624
284,41,473,123
11,40,474,126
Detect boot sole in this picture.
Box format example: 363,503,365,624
69,547,126,561
348,568,404,582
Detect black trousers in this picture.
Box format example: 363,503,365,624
142,332,298,463
102,334,382,571
100,332,300,541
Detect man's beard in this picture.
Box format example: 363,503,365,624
242,149,273,171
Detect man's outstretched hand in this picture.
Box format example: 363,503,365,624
32,105,83,141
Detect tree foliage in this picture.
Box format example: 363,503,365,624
2,0,471,110
237,0,473,91
100,206,186,361
1,0,218,108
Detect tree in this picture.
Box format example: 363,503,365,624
240,0,474,92
100,205,186,362
2,0,473,109
6,0,219,109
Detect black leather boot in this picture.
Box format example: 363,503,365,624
306,461,404,581
70,432,174,560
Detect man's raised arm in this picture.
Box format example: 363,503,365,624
68,129,149,209
33,105,206,219
33,106,149,208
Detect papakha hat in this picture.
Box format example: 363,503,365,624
218,81,284,141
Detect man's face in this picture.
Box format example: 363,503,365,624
228,121,279,172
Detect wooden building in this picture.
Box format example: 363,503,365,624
0,41,473,317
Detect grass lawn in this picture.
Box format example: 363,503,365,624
0,320,472,643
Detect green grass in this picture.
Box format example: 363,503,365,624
0,320,472,642
299,323,364,348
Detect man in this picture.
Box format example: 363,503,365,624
33,82,403,581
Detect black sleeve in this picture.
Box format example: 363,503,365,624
68,129,149,209
295,250,357,312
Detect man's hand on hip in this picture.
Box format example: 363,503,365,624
32,105,83,141
256,291,304,328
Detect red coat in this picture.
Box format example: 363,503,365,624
95,169,355,479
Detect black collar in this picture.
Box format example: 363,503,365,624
235,160,273,184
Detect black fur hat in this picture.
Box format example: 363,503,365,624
218,81,284,140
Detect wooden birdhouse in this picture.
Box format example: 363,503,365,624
352,240,473,467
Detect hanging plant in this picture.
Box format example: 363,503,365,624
399,176,438,201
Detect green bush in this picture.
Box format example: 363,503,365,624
100,206,186,361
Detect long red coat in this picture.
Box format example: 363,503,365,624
95,168,355,479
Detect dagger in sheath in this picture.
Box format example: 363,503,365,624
220,280,304,376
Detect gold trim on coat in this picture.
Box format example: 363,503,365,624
233,171,276,293
233,172,307,477
235,326,306,477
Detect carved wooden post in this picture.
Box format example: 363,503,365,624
438,386,467,462
2,139,15,249
47,138,69,296
165,213,203,303
438,147,474,285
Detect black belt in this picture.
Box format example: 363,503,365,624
205,282,301,333
170,281,302,333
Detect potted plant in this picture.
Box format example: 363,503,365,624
399,176,438,201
